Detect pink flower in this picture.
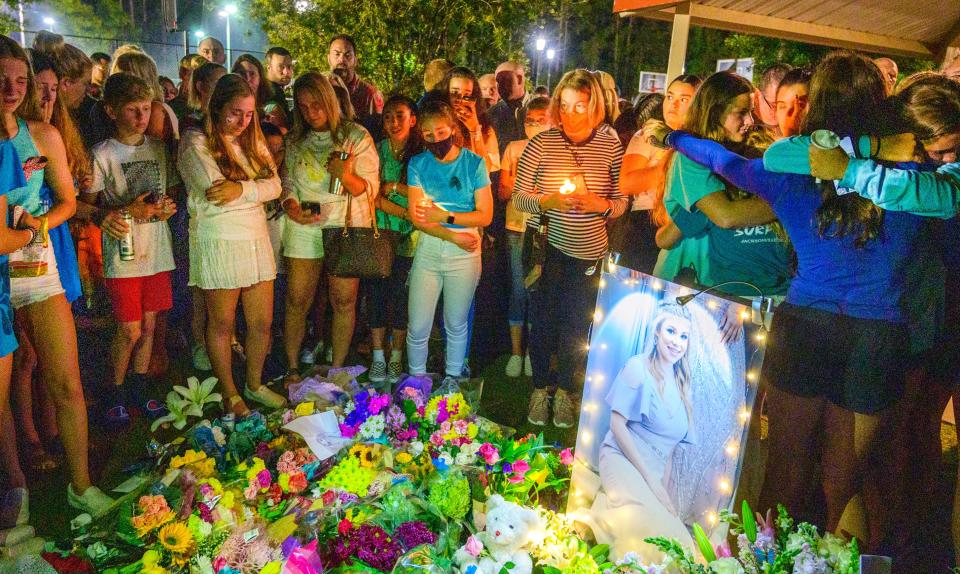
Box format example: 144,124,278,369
429,432,445,446
439,421,453,435
511,460,530,475
507,474,525,484
257,469,272,488
213,556,226,571
478,443,500,465
340,423,358,438
244,483,260,500
453,419,469,435
715,542,732,558
277,451,298,474
369,394,390,415
464,535,484,557
560,448,574,466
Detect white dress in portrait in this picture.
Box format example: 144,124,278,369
591,355,697,561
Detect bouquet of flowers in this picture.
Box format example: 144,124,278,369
642,501,860,574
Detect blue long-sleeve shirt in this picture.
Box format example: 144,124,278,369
667,131,923,322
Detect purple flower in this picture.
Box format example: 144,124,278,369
393,521,437,551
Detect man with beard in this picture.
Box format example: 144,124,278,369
327,34,383,126
265,46,293,115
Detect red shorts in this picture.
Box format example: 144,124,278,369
105,272,173,323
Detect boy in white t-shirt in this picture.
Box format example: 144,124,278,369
88,73,179,425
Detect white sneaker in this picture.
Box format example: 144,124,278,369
369,360,387,383
191,343,212,371
67,485,114,518
299,346,316,366
243,385,287,409
505,355,523,377
387,358,403,384
524,354,533,377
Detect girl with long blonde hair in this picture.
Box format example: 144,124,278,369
177,73,285,415
279,71,379,380
0,34,114,517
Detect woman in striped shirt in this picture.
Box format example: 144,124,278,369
513,69,627,428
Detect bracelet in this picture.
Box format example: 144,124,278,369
23,226,37,244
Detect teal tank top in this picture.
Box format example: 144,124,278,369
6,117,44,215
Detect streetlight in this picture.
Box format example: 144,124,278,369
42,16,55,30
535,36,546,87
546,48,556,92
193,30,205,52
218,3,238,66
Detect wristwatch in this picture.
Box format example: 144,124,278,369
447,214,456,225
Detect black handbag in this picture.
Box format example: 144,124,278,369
322,186,399,279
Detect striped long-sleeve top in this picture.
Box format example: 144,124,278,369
512,127,627,260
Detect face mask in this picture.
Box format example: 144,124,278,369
560,111,590,134
424,137,454,159
525,123,548,140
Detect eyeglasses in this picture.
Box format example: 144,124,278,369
560,102,588,114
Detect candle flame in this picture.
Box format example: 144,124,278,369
559,179,576,194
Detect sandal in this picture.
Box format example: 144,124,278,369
23,442,58,472
225,395,251,418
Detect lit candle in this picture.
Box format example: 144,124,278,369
559,179,576,194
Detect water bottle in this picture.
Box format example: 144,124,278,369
119,209,135,261
328,151,350,195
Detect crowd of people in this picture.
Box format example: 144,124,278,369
0,25,958,569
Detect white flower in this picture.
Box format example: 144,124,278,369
173,376,222,412
438,451,454,467
410,441,425,457
151,391,203,432
358,414,386,439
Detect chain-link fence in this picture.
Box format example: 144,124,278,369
20,29,268,77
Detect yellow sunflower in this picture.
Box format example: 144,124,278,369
349,444,375,467
158,522,194,554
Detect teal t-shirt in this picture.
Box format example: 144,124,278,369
375,139,414,235
407,148,490,229
669,203,792,296
653,153,725,284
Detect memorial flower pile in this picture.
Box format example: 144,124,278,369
48,371,858,574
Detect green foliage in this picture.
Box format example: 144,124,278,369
46,0,133,39
249,0,555,97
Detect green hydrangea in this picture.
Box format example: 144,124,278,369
427,472,471,520
563,553,600,574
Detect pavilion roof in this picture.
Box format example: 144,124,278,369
613,0,960,61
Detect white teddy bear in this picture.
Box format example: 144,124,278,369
454,494,540,574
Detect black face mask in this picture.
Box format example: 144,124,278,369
424,137,454,159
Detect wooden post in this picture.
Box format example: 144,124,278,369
666,1,691,82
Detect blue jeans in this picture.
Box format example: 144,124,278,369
407,233,481,377
506,230,528,327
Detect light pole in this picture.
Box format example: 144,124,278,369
218,4,237,67
546,48,555,93
535,37,546,88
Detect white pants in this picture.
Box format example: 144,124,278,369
407,232,481,377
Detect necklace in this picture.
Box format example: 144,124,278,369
388,139,405,160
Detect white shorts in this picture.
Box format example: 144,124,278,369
10,244,65,309
189,235,277,290
282,219,325,260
